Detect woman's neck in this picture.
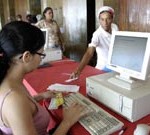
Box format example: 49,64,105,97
5,66,25,85
45,19,53,23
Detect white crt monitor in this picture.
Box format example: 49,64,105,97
107,31,150,90
41,28,49,50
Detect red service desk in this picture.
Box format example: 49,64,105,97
23,59,150,135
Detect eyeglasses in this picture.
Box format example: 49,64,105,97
35,52,46,59
19,52,46,59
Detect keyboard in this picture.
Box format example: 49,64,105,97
64,92,124,135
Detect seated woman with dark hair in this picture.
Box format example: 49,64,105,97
0,21,88,135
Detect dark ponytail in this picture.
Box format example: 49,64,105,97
0,45,10,84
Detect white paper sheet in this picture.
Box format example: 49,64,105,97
47,83,80,92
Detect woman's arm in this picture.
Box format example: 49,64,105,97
55,21,65,52
53,103,89,135
70,47,95,79
33,91,56,102
58,30,65,52
3,92,38,135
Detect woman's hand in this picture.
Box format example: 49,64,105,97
52,100,92,135
34,90,58,102
41,90,56,99
62,102,89,127
70,70,80,79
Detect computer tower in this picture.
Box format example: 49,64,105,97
40,48,62,64
86,72,150,122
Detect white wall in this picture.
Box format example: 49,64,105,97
96,0,104,28
63,0,87,45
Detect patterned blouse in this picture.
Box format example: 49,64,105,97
36,19,62,48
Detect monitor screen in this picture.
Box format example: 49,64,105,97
110,36,147,72
107,31,150,83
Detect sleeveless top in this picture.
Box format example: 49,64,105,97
0,90,50,135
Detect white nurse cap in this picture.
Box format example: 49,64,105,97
98,6,114,17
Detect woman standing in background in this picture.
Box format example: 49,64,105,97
35,7,65,52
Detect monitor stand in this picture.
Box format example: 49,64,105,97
108,74,145,90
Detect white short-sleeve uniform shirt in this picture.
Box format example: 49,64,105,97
89,23,119,70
